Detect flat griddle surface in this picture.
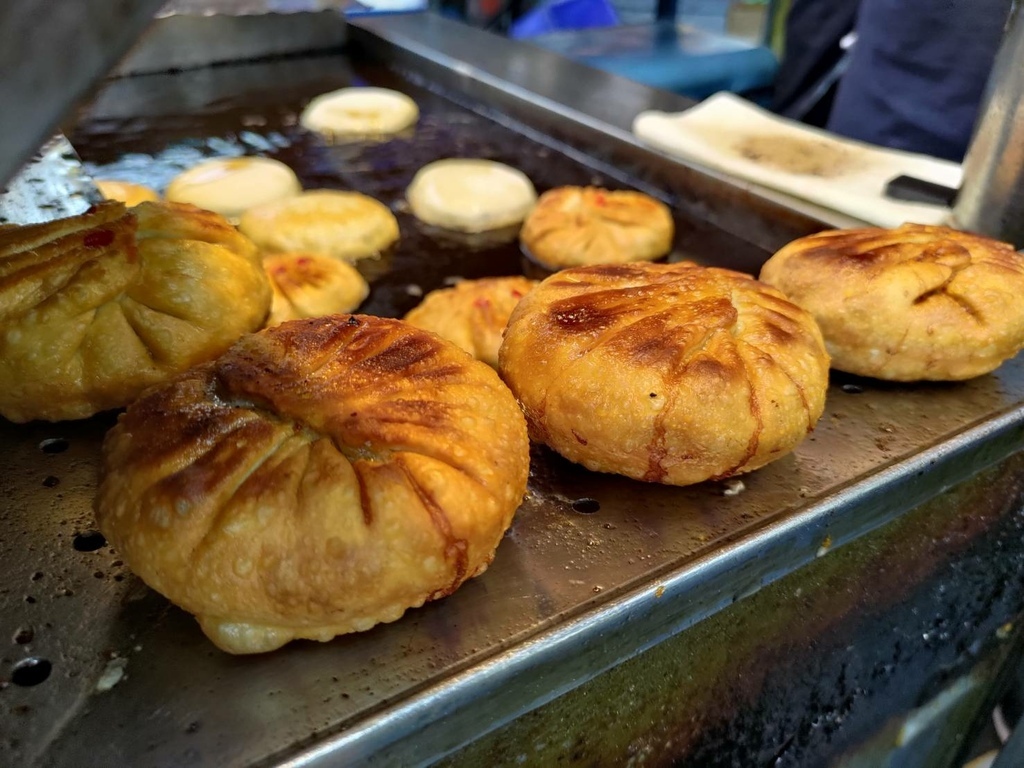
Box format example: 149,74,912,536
3,53,1024,767
72,55,770,294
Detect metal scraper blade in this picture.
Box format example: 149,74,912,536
0,134,103,226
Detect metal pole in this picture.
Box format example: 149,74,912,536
952,2,1024,245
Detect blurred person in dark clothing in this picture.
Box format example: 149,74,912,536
774,0,1014,161
771,0,860,127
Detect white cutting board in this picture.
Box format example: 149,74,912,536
632,93,963,228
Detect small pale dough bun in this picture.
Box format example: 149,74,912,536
407,159,537,233
499,262,830,486
166,157,301,221
96,179,160,207
404,276,537,368
239,190,399,261
520,187,674,269
0,201,271,422
300,87,419,137
96,315,530,654
760,223,1024,381
263,252,369,327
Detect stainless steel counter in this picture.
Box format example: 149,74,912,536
2,12,1024,768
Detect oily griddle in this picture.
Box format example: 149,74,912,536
69,57,766,323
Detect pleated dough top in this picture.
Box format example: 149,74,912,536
760,223,1024,380
96,315,530,654
0,201,270,422
499,262,830,486
520,187,674,269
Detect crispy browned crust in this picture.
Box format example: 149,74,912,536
263,252,369,326
0,201,271,422
95,315,530,654
403,276,537,367
0,201,138,321
499,262,829,486
520,187,674,269
760,223,1024,380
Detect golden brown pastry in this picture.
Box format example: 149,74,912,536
263,252,369,327
760,223,1024,381
404,276,537,368
95,179,160,207
520,187,674,269
0,201,271,422
96,315,530,654
499,262,829,486
239,190,399,261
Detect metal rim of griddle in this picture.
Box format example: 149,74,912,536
276,405,1024,767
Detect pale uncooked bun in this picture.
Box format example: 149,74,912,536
300,87,419,137
520,186,674,269
96,179,160,207
760,223,1024,381
499,262,830,486
406,159,537,233
404,276,537,367
0,201,271,422
263,252,369,326
166,157,301,221
96,315,530,654
239,190,399,261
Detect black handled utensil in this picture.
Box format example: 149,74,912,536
884,174,960,207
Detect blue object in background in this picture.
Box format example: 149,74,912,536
510,0,620,39
345,0,428,17
522,22,777,100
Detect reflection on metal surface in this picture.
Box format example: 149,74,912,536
896,677,982,746
435,457,1024,767
113,0,349,75
0,135,101,225
848,658,1008,768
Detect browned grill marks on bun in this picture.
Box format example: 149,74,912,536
760,223,1024,381
644,418,670,483
727,365,764,480
549,296,624,334
95,314,530,653
353,462,375,526
357,328,442,375
500,261,829,487
395,456,468,597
